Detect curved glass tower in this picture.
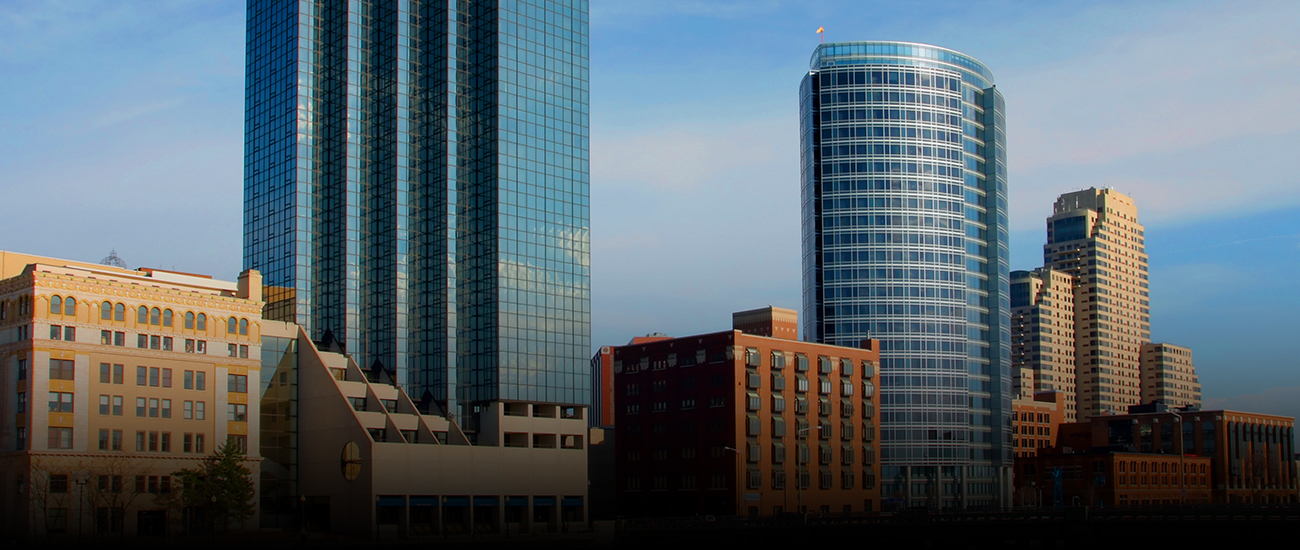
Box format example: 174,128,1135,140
800,42,1010,508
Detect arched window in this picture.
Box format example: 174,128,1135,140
138,306,149,324
163,309,173,327
228,317,238,334
114,303,125,321
101,301,113,320
149,307,161,326
196,313,207,331
185,312,195,330
50,295,62,314
64,297,76,316
239,318,249,336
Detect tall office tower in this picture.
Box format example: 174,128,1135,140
1009,267,1078,421
1139,343,1200,409
243,1,592,423
1044,188,1149,418
800,42,1011,508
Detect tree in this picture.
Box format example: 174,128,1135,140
172,441,256,534
77,455,152,540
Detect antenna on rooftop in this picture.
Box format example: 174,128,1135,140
100,249,128,268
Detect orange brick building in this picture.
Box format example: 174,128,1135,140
1012,390,1065,458
614,307,881,518
1021,405,1297,505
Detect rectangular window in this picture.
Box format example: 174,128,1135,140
161,337,172,352
239,345,248,358
185,339,195,353
50,324,62,340
111,430,122,451
148,431,158,452
228,374,248,393
183,433,192,453
195,372,206,390
195,401,205,420
49,392,73,413
135,431,145,452
114,332,125,346
136,397,146,417
161,368,172,388
113,364,123,384
228,343,238,357
16,392,25,414
149,335,160,350
100,363,111,383
184,370,193,389
99,395,109,415
160,432,171,453
137,334,147,348
48,427,72,449
149,367,159,387
64,326,75,341
196,340,206,354
49,359,75,380
136,366,147,386
228,403,247,422
112,395,123,416
149,398,159,418
98,429,109,450
183,401,193,419
47,509,68,534
195,434,205,453
161,399,171,419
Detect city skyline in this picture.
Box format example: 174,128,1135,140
1,0,1297,425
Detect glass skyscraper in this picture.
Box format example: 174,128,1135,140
243,0,591,421
800,42,1010,507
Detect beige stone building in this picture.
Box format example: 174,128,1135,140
1044,189,1151,418
0,251,263,539
1010,267,1079,422
259,322,590,538
1140,343,1201,409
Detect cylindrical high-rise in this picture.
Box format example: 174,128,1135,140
800,42,1010,508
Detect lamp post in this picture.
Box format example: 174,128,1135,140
74,476,87,543
1169,410,1187,505
794,425,816,516
723,446,743,518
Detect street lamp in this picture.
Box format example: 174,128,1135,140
723,446,743,518
1169,409,1187,505
74,476,88,543
794,424,817,516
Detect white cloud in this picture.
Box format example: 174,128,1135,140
1204,386,1300,421
1003,0,1300,229
592,0,785,26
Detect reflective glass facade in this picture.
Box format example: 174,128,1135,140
244,0,591,418
800,42,1010,507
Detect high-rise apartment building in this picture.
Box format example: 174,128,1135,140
243,1,592,424
1044,189,1149,418
0,251,264,538
800,42,1011,507
1010,267,1078,421
1140,343,1200,409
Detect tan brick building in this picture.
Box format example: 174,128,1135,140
0,251,263,539
1010,268,1078,421
1044,188,1151,418
615,307,881,518
1140,343,1200,408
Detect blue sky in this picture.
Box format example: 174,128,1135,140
1,1,1297,418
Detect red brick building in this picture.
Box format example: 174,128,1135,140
614,307,881,518
1020,405,1297,505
